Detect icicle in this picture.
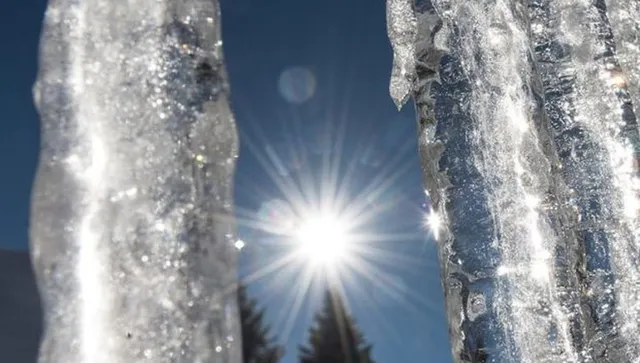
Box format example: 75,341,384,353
606,0,640,116
386,0,418,110
528,0,640,359
30,1,241,362
430,0,582,360
526,2,595,361
397,0,640,361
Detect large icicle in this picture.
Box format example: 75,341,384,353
606,0,640,116
30,1,241,362
528,0,640,360
391,0,640,362
433,0,581,360
393,0,591,361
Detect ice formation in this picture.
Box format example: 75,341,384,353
387,0,418,110
30,1,241,362
389,0,640,362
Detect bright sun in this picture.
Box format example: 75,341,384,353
235,110,430,343
294,214,350,266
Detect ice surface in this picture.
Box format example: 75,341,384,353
386,0,417,110
425,0,582,361
30,1,241,362
395,0,640,362
607,0,640,116
529,0,640,360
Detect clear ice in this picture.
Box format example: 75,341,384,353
389,0,640,362
30,1,241,362
387,0,417,110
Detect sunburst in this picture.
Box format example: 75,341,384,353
227,80,440,355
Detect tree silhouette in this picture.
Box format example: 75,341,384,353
299,289,375,363
238,284,283,363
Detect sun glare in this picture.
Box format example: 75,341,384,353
425,209,442,240
295,214,350,265
233,104,432,349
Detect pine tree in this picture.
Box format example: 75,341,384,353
299,289,375,363
238,284,284,363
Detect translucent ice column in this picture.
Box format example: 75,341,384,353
529,0,640,360
29,1,241,362
405,1,585,361
390,0,640,362
606,0,640,114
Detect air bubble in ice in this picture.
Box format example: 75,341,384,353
466,291,486,322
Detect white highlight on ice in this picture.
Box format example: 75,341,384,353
425,209,442,240
69,3,109,360
234,239,246,250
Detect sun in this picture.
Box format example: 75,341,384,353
294,213,350,266
232,103,430,345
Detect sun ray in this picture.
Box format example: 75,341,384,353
239,253,299,287
342,154,418,225
340,272,405,343
325,115,348,211
348,242,436,270
276,264,316,343
350,231,423,243
332,143,370,209
229,73,441,361
329,257,438,363
344,257,442,314
239,126,309,213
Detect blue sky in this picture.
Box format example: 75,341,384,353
1,0,452,362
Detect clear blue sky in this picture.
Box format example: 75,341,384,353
0,0,452,362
